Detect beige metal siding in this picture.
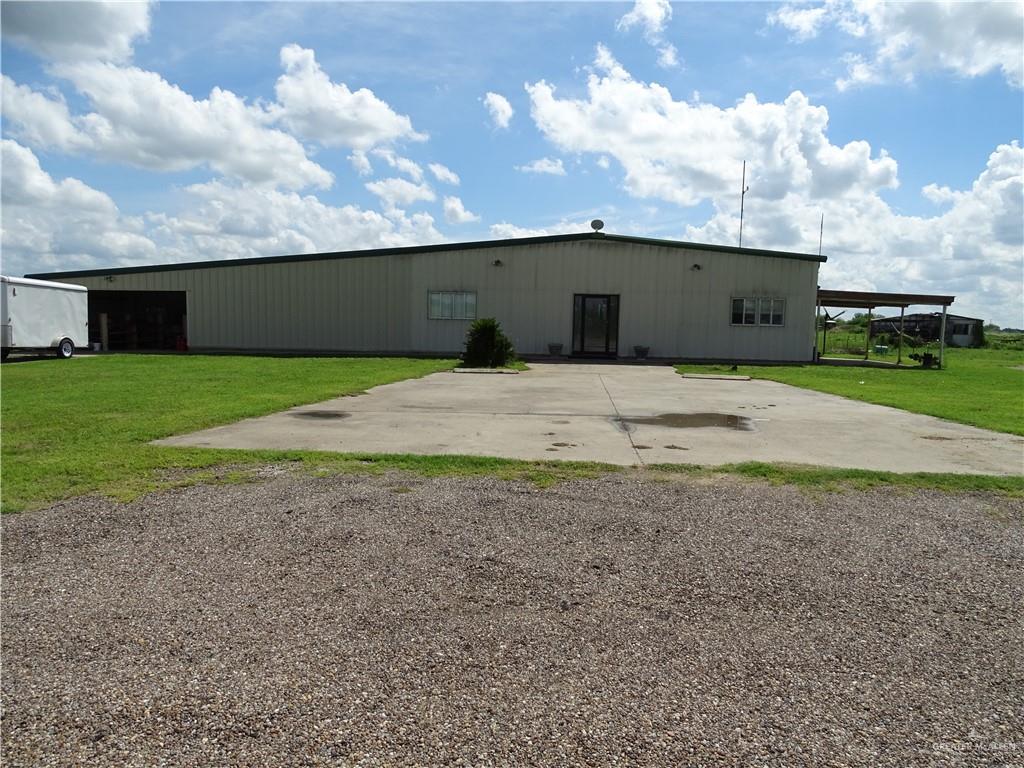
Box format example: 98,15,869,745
58,239,820,360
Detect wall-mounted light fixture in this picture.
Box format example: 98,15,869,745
492,259,504,267
691,263,702,271
105,275,116,282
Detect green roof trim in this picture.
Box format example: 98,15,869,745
26,231,826,280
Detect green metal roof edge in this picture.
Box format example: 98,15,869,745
26,231,826,280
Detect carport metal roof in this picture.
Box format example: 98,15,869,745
816,289,956,367
817,289,955,310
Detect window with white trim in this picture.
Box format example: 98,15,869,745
428,291,477,320
731,297,785,326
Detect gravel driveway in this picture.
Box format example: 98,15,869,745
2,473,1022,767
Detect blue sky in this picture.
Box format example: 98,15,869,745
2,1,1022,325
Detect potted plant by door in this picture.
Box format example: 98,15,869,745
633,345,650,359
547,342,564,356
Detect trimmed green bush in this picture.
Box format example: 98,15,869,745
462,318,515,367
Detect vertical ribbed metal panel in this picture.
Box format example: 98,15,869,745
48,240,819,360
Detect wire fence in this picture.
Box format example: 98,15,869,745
820,328,937,357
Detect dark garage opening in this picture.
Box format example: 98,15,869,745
89,291,187,350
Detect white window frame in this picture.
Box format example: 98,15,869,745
428,290,477,320
731,297,785,327
731,297,757,326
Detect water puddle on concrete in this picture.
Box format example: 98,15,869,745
291,410,350,420
619,413,756,431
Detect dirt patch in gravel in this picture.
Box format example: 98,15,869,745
2,473,1022,767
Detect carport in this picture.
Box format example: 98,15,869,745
816,289,956,367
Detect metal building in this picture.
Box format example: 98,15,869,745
28,232,825,361
869,312,984,348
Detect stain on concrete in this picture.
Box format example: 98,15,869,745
291,411,349,420
620,413,755,431
665,444,689,450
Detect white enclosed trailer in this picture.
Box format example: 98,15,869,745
1,276,89,359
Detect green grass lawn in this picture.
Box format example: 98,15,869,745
0,355,455,512
677,347,1024,436
3,353,1022,513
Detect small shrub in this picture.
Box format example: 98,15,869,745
462,318,515,368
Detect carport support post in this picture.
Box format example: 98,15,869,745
864,307,872,360
939,305,948,369
897,306,905,365
815,298,821,360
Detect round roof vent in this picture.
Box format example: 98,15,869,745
590,219,605,232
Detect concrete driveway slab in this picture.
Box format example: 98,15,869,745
156,363,1024,475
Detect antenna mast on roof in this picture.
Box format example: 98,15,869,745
738,161,750,248
818,212,824,256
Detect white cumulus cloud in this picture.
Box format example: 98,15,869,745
483,91,514,129
770,0,1024,90
527,46,896,206
348,150,373,176
1,140,157,275
442,196,480,224
147,181,445,262
371,149,424,182
364,177,436,211
1,75,90,151
489,219,595,238
274,44,425,149
1,0,152,63
767,1,834,41
515,157,567,176
617,0,680,69
0,140,448,275
3,64,334,190
2,41,433,191
429,163,460,185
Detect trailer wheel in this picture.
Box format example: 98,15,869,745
57,338,75,359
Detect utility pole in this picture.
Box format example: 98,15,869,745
818,212,824,256
738,161,750,248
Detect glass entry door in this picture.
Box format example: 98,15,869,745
572,294,619,356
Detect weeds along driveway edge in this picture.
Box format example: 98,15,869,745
8,448,1023,513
